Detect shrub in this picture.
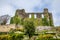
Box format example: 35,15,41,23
36,34,54,40
24,20,35,38
0,35,11,40
11,33,24,40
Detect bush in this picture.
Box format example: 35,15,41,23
0,35,11,40
24,20,35,38
0,33,24,40
36,34,54,40
11,33,24,40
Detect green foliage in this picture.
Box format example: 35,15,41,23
42,16,49,26
10,15,24,26
24,20,35,38
0,33,24,40
11,33,24,40
10,17,14,24
49,18,53,26
14,15,20,25
9,28,24,40
20,18,24,25
9,28,15,35
34,18,43,26
10,15,20,25
10,13,53,26
31,14,34,20
36,34,54,40
24,18,43,26
34,19,39,26
0,35,11,40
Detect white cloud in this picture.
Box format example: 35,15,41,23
51,0,60,26
52,0,60,13
11,0,42,12
0,4,15,17
0,0,60,26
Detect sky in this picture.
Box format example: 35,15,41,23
0,0,60,26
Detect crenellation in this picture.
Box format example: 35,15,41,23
43,8,48,13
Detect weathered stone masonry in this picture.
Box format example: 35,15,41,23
15,8,54,26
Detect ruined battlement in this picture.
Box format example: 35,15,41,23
15,8,54,26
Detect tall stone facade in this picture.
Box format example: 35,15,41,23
15,8,54,26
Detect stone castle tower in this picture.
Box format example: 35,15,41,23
15,8,54,26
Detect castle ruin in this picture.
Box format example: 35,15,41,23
15,8,54,26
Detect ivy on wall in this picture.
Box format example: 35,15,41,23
10,13,53,26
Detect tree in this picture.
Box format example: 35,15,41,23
24,20,35,38
14,15,21,28
10,17,14,24
34,18,43,26
10,15,20,28
49,18,53,26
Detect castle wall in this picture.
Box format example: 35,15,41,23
15,8,54,26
